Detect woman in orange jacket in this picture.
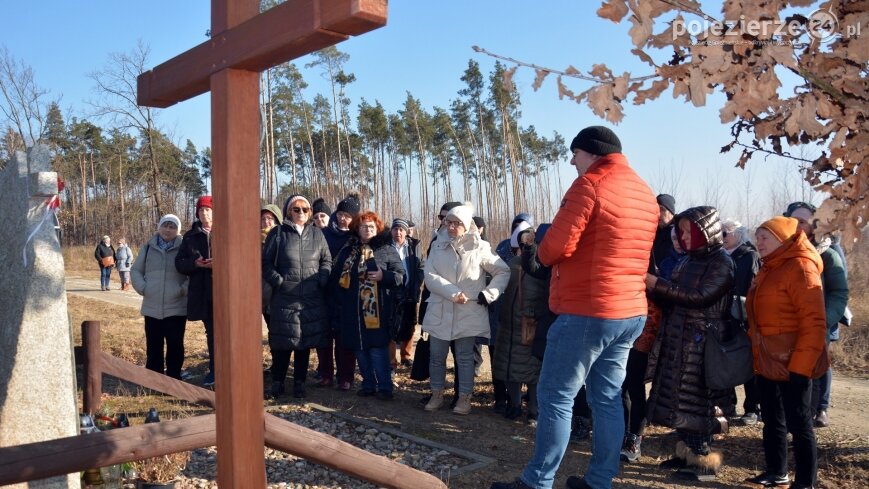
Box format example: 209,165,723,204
745,216,826,489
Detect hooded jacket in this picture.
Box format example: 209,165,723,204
747,232,826,378
422,225,509,341
131,234,188,319
537,153,658,319
262,220,332,351
175,221,213,321
645,206,735,435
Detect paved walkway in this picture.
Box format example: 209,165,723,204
65,275,143,309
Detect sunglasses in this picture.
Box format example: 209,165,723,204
292,207,310,213
722,231,729,238
437,214,446,220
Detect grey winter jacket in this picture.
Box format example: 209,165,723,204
131,235,188,319
116,245,133,272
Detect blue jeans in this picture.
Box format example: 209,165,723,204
519,314,645,489
429,336,476,394
99,267,112,289
356,347,392,393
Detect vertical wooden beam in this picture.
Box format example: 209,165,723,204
82,321,102,415
210,66,265,488
211,3,264,487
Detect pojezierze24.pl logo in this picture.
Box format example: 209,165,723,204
673,9,860,44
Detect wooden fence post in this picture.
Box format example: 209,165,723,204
82,320,102,414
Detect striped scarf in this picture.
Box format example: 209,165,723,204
338,243,380,329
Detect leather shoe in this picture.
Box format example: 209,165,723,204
565,476,593,489
813,410,829,428
489,478,532,489
745,472,789,486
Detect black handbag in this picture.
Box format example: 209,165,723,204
704,319,754,390
409,333,430,381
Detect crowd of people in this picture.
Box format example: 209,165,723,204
97,125,848,489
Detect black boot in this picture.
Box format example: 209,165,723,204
293,380,306,399
268,381,284,399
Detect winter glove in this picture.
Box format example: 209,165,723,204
789,372,810,389
477,291,490,307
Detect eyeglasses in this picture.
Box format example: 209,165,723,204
360,223,377,230
292,207,310,213
443,219,463,228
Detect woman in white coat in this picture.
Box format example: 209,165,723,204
423,205,509,415
131,214,189,379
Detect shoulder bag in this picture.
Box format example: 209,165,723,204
704,300,754,390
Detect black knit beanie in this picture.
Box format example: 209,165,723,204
336,194,361,216
312,198,332,216
569,126,622,156
656,194,676,216
440,201,463,213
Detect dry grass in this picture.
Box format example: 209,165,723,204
62,242,869,488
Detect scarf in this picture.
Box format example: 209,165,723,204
155,235,172,251
338,243,380,329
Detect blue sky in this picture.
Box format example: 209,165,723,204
2,1,818,226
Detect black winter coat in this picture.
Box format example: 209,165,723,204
392,236,425,342
262,222,332,351
328,233,405,351
521,243,556,360
175,222,213,321
95,242,116,268
729,242,761,297
646,206,735,436
322,214,352,261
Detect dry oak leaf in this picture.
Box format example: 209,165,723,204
532,69,549,91
689,65,708,106
764,43,797,70
649,16,694,49
631,48,657,66
628,0,654,48
590,63,614,79
502,66,518,92
613,73,631,100
597,0,629,23
632,78,670,105
587,84,625,123
556,75,577,101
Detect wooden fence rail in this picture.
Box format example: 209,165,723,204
0,321,447,489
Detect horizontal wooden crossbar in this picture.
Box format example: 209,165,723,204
137,0,387,107
0,415,217,486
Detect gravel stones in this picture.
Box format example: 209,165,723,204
173,405,470,488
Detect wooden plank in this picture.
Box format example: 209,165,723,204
210,67,266,489
100,353,216,408
0,415,216,486
263,414,448,489
82,321,102,414
137,0,387,107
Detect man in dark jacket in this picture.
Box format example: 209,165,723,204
175,195,216,386
651,194,677,273
317,194,361,389
388,218,424,367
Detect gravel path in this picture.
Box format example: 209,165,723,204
174,405,472,488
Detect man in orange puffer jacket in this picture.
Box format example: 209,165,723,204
491,126,658,489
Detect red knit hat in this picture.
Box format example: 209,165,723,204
196,195,212,216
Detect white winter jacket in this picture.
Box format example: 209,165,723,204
422,228,509,341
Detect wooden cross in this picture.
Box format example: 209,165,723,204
137,1,386,486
